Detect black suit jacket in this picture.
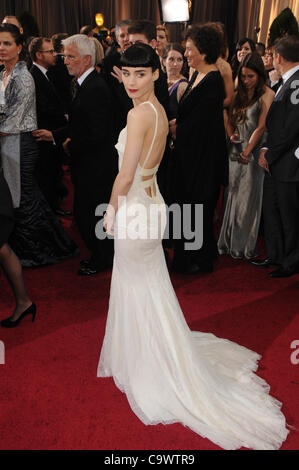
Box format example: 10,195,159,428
265,69,299,182
53,69,117,193
30,64,67,130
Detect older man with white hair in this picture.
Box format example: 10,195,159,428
34,34,117,275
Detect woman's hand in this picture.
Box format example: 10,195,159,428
238,147,250,164
104,205,116,236
63,138,71,156
111,66,123,84
169,119,177,140
230,132,243,144
32,129,54,142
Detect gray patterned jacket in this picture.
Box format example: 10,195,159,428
0,61,37,207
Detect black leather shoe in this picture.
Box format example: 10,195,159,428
268,267,297,278
80,259,91,268
77,265,110,276
249,258,278,268
1,303,37,328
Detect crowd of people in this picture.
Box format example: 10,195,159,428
0,12,296,451
0,14,299,329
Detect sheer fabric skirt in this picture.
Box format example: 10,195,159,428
98,190,289,450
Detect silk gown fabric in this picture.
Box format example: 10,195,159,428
98,102,288,450
218,99,265,259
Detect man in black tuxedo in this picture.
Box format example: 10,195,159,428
251,36,299,278
34,34,118,275
29,37,68,214
100,19,132,143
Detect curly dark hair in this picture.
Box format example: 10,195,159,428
205,22,228,59
185,24,221,64
229,52,266,129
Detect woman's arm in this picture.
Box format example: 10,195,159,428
176,80,188,103
241,89,275,161
222,64,234,109
104,107,150,233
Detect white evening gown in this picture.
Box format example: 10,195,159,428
98,101,289,450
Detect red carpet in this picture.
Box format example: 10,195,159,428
0,183,298,450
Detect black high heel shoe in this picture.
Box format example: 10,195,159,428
1,303,37,328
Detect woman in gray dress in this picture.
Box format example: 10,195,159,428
218,53,274,260
0,23,78,268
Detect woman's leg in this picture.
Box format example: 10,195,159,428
0,243,32,321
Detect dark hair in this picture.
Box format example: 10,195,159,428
274,35,299,63
230,52,266,128
231,37,256,78
115,19,132,36
0,23,23,46
128,20,156,43
185,24,221,64
256,42,266,55
29,36,51,61
205,22,228,59
120,43,160,71
52,33,68,53
236,37,256,55
162,42,188,76
80,25,94,36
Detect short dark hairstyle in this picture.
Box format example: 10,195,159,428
115,19,132,36
274,35,299,63
29,37,51,61
120,43,160,71
52,33,68,53
205,22,228,59
128,20,156,43
185,24,222,64
0,23,23,46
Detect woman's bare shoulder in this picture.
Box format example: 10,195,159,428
216,58,232,76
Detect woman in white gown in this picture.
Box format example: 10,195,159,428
97,43,289,450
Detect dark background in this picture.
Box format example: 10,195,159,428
0,0,240,47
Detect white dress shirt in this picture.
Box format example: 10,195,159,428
77,67,95,86
33,62,49,79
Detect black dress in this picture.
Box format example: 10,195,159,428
0,61,78,267
0,165,14,249
172,71,228,272
8,133,79,267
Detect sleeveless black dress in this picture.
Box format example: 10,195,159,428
0,161,14,249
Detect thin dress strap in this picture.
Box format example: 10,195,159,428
140,101,159,170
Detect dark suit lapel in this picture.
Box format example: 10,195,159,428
72,70,97,103
32,65,60,101
274,69,299,101
267,69,299,124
